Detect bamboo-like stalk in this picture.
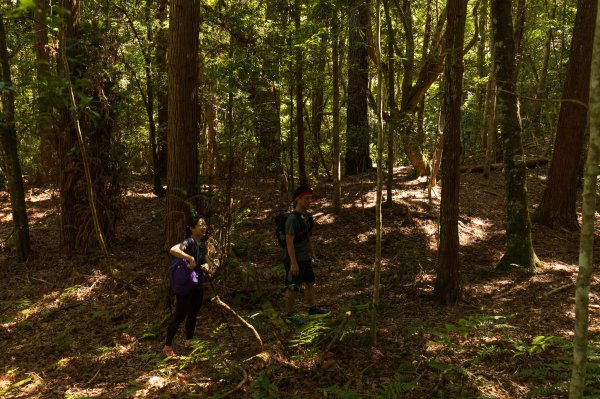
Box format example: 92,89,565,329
371,0,384,346
569,3,600,396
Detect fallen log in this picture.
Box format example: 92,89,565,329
460,158,548,173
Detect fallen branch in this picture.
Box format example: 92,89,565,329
219,361,248,398
540,282,575,298
460,158,548,173
211,296,264,349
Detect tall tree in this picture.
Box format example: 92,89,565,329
491,0,542,272
434,0,467,305
531,0,557,136
569,4,600,396
372,0,384,345
331,9,342,213
345,0,371,175
0,13,30,262
295,0,308,186
33,0,54,185
155,0,168,177
383,0,396,204
145,0,164,197
534,0,598,230
248,0,284,184
164,0,200,247
55,0,82,250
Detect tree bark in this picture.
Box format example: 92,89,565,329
534,0,598,230
56,0,82,251
434,0,467,305
332,10,341,213
145,0,164,197
372,0,384,345
33,0,55,185
155,0,168,177
491,0,541,272
0,15,31,262
473,0,488,150
383,0,397,204
569,4,600,396
295,0,308,186
345,0,372,175
513,0,527,78
164,0,200,248
531,1,556,136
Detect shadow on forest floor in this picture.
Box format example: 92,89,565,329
1,166,600,398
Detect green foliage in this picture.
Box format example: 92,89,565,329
322,385,362,398
54,332,73,353
137,322,161,342
251,370,280,399
376,364,418,398
513,335,567,356
178,324,227,371
289,318,332,348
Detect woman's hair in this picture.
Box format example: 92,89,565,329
185,214,205,238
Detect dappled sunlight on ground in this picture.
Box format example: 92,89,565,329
2,167,600,397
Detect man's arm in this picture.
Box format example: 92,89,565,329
286,234,300,276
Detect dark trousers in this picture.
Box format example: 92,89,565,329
165,286,203,346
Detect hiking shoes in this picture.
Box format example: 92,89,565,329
308,306,331,317
285,312,306,325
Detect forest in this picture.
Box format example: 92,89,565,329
1,0,600,397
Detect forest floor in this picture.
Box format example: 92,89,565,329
1,164,600,399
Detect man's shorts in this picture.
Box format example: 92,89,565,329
283,258,315,290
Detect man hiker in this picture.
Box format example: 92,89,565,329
283,186,329,323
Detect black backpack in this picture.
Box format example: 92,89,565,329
275,211,314,248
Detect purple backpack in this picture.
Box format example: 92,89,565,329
168,258,199,296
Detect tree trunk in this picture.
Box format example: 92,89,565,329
491,0,541,272
531,1,556,136
164,0,200,248
434,0,467,305
534,0,598,230
202,97,217,187
0,16,31,262
394,2,446,177
345,0,372,175
513,0,527,78
33,0,55,185
473,0,488,150
295,0,308,186
145,0,164,197
311,32,329,180
483,71,496,178
384,0,396,204
56,0,83,251
332,10,341,213
371,0,384,345
569,5,600,396
155,0,168,177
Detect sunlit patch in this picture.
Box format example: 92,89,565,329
356,232,372,243
147,376,167,388
94,341,136,362
126,191,156,198
0,368,19,391
64,387,106,397
11,270,108,322
458,216,494,246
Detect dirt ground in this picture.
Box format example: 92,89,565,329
1,165,599,398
